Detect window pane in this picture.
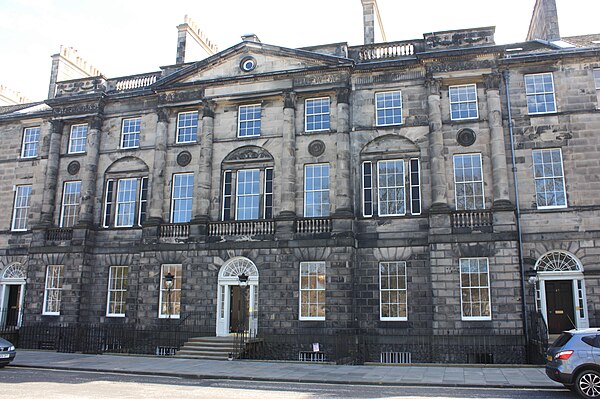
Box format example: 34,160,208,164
21,127,40,158
171,174,194,223
532,149,566,208
238,104,261,137
121,118,141,148
305,98,330,132
449,84,478,120
459,258,491,319
299,262,326,319
12,185,32,231
524,73,556,115
453,154,484,210
375,91,402,126
379,261,407,320
61,181,82,227
304,164,330,217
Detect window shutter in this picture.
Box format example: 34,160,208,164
264,168,273,219
409,159,421,215
222,170,232,221
362,161,373,217
103,180,114,228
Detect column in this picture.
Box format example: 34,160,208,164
485,73,511,207
194,100,215,220
147,109,169,223
38,120,63,226
279,91,297,218
334,87,353,216
426,78,449,210
77,116,102,226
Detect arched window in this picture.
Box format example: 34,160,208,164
219,257,259,279
535,251,582,272
2,263,26,280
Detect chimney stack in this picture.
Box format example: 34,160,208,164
48,46,103,99
526,0,561,41
0,84,30,106
176,15,219,65
361,0,387,45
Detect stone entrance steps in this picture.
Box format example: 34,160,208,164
176,336,236,360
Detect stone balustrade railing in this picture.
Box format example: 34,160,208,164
46,228,73,241
113,72,161,91
356,40,420,61
295,218,332,234
451,210,494,229
159,223,190,239
208,220,275,236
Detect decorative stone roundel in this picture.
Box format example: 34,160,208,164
308,140,326,157
535,251,582,272
456,128,477,147
67,161,80,175
240,57,257,72
177,151,192,167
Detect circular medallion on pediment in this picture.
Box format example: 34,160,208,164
177,151,192,167
456,128,477,147
67,161,80,175
308,140,326,157
240,57,257,72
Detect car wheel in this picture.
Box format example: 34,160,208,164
576,370,600,398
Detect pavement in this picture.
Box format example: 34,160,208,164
8,350,563,389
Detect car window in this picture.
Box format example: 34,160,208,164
582,335,600,348
551,332,573,347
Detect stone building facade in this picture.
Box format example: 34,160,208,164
0,0,599,363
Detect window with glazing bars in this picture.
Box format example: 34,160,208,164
171,173,194,223
525,73,556,114
176,111,198,143
68,124,88,153
222,168,273,221
121,118,141,148
238,104,261,137
21,127,40,158
60,181,81,228
107,266,128,317
103,177,148,227
362,159,420,217
11,185,32,231
453,153,484,210
43,265,63,315
532,148,567,209
304,164,330,217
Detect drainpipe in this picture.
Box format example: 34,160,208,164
503,70,530,356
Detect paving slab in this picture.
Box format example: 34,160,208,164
7,350,564,389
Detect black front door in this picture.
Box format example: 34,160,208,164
6,285,21,327
229,286,249,333
546,280,575,334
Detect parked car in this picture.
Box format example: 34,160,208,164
0,338,16,367
546,328,600,398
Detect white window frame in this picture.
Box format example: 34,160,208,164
120,117,141,149
159,264,182,319
305,97,330,132
525,72,557,115
532,148,567,209
594,69,600,109
377,159,406,216
449,84,479,120
379,261,408,321
106,266,128,317
11,185,32,231
21,126,40,158
304,163,330,217
235,169,261,220
68,124,88,154
362,159,421,217
460,258,492,321
375,91,402,126
59,181,81,228
221,168,273,221
103,177,148,228
43,265,64,316
170,173,194,223
453,153,485,210
176,111,198,144
238,104,261,137
299,261,325,321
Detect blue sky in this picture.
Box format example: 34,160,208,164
0,0,597,101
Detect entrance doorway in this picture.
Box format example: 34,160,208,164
545,280,575,334
535,251,589,334
216,257,259,336
229,285,250,333
0,262,26,328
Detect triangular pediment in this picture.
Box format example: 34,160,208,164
155,42,352,87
